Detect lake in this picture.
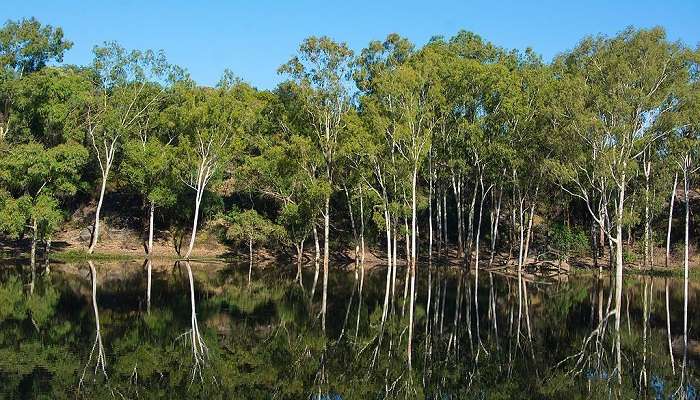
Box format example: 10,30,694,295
0,260,696,399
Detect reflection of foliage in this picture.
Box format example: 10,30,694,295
0,276,25,320
0,266,693,398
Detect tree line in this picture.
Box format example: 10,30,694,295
1,18,699,365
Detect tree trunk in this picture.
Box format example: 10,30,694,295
614,172,626,386
184,184,204,260
311,224,320,300
321,195,330,333
643,157,652,268
452,173,463,259
682,161,690,379
147,201,155,255
443,192,448,259
489,186,503,267
429,152,434,264
407,167,418,371
88,172,109,254
666,172,678,268
465,177,478,268
296,239,304,287
665,278,676,375
381,205,392,325
30,218,37,277
522,195,537,265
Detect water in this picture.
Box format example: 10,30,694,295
0,260,696,399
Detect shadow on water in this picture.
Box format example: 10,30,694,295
0,259,697,399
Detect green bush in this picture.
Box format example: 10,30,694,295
623,248,638,264
549,223,589,260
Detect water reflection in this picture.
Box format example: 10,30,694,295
0,260,697,398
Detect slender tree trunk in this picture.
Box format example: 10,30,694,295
391,218,398,313
666,172,678,268
147,201,155,255
402,217,411,314
452,173,464,259
321,195,330,333
88,172,109,254
665,278,676,375
489,186,503,267
644,157,652,268
522,189,538,265
474,175,489,348
30,218,37,276
184,187,203,260
614,173,626,386
359,187,366,267
407,168,418,371
681,161,690,380
443,192,448,259
429,152,434,264
296,239,305,287
437,188,442,254
311,224,320,300
381,205,392,325
465,177,478,268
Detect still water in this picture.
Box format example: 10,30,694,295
0,260,697,399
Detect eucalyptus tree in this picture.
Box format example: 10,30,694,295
362,41,441,369
0,142,88,269
223,208,282,285
171,75,257,259
667,53,700,384
0,18,72,143
279,36,354,332
355,34,415,324
551,27,693,385
85,42,182,254
119,87,181,255
240,84,325,286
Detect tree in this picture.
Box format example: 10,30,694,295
171,75,257,259
0,18,73,143
550,27,693,385
84,42,182,254
223,208,282,285
279,36,354,332
120,134,176,254
0,142,88,269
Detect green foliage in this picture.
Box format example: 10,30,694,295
222,208,283,248
623,248,638,264
0,17,72,74
548,223,589,260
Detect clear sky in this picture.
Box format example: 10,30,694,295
3,0,699,89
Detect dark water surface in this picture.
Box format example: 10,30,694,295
0,260,697,399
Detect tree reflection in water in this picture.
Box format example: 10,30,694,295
0,260,696,398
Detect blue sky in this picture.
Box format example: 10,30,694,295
3,1,699,89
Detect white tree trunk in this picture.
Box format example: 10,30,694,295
381,205,392,325
614,172,626,386
311,224,320,300
321,195,330,332
407,168,418,370
147,201,155,255
682,162,690,380
88,172,109,254
666,172,678,268
184,187,203,260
